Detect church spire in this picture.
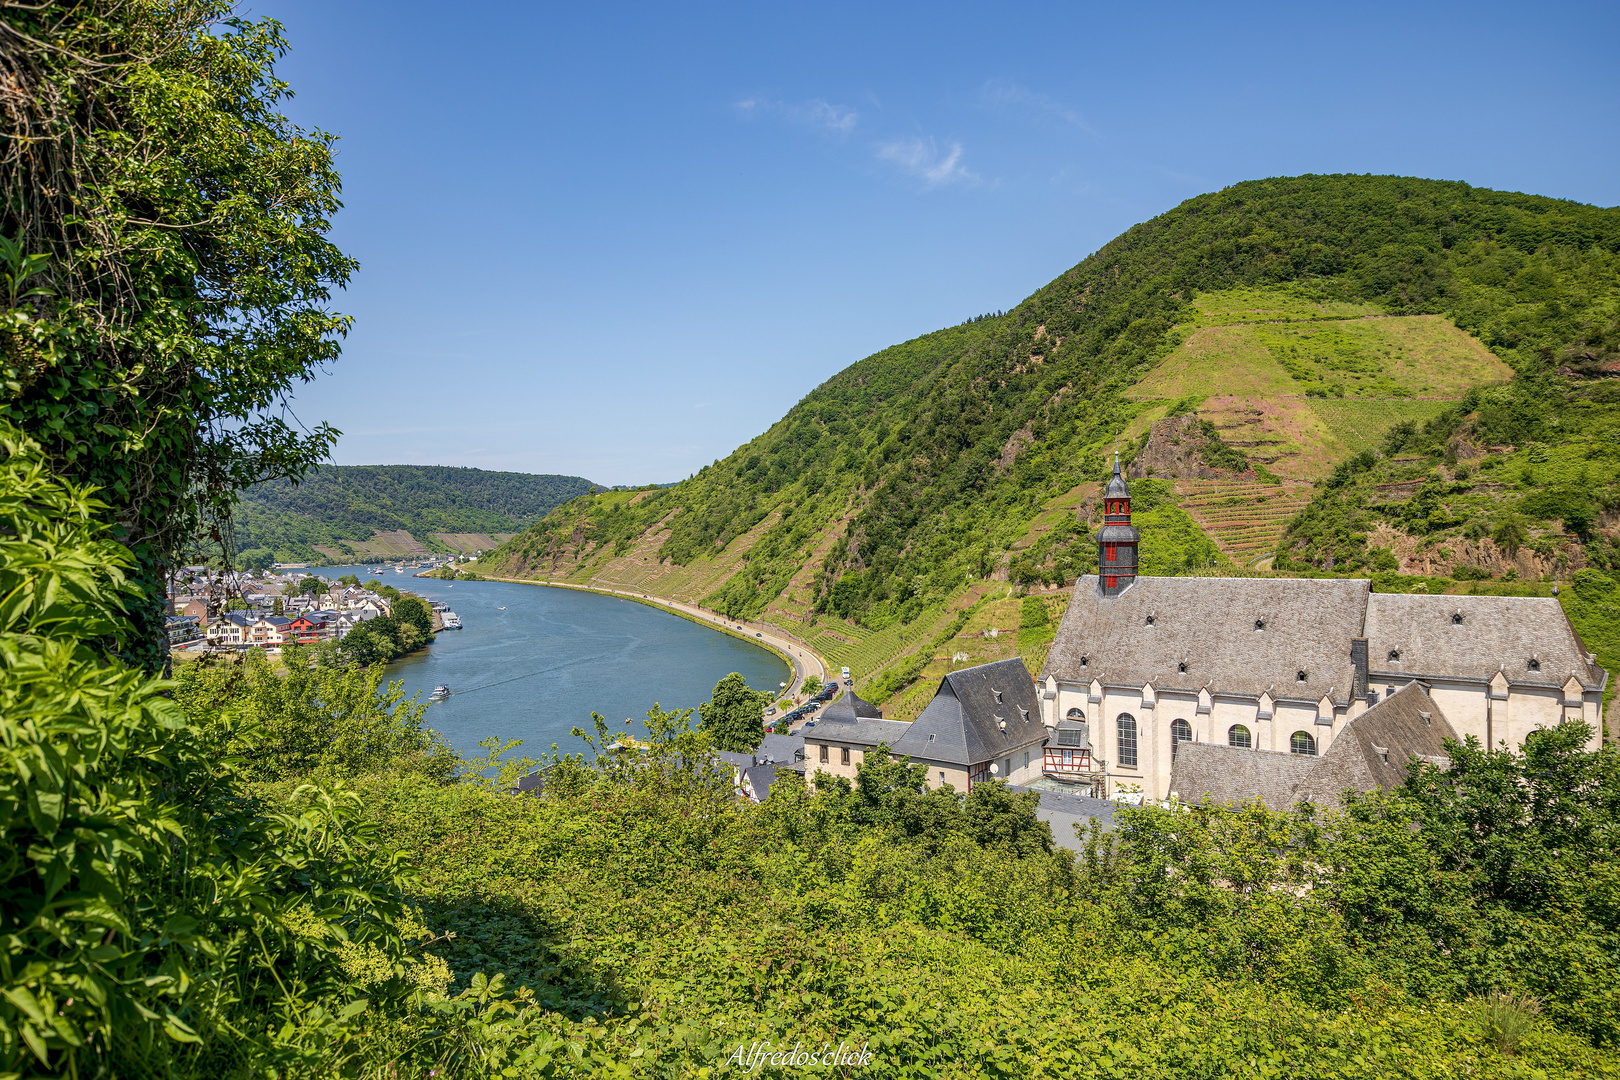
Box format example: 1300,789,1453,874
1097,450,1140,597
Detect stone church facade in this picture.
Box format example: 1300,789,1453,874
1037,460,1608,802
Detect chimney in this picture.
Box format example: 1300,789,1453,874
1351,637,1369,700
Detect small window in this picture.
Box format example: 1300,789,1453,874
1388,649,1400,661
1291,731,1317,756
1117,714,1138,767
1228,725,1251,749
939,771,945,784
819,744,828,764
1080,656,1089,667
992,689,1002,703
1171,718,1192,755
840,747,850,766
1528,658,1540,671
1105,544,1117,561
1451,612,1464,625
1145,614,1155,626
1254,619,1265,631
1105,576,1117,588
1066,707,1086,720
1297,670,1308,682
1177,661,1187,674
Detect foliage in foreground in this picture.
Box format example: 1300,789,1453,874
8,413,1620,1076
0,429,458,1077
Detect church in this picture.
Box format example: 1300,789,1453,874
1035,458,1608,803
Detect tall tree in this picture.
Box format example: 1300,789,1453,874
698,672,772,753
1,2,355,669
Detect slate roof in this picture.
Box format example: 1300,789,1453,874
1169,742,1320,811
756,733,804,766
1104,456,1130,499
805,717,914,750
716,750,756,774
1043,576,1372,704
1171,683,1459,811
1009,785,1117,850
1364,593,1605,692
819,689,884,724
1295,681,1458,807
892,658,1046,767
742,764,779,802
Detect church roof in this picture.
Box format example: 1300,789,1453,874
1043,575,1371,704
1294,682,1458,806
819,688,884,724
1364,593,1605,692
1167,742,1318,812
892,658,1047,767
1171,682,1459,811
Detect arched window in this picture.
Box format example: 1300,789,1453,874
1228,724,1251,749
1291,731,1317,756
1170,718,1192,757
1066,707,1086,720
1117,713,1138,768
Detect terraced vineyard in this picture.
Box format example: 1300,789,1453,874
1308,398,1459,456
1174,480,1314,566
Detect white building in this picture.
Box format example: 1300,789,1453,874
1037,468,1607,803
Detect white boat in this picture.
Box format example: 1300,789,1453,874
441,611,462,630
429,684,451,701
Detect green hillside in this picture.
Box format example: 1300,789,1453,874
481,175,1620,704
231,465,598,564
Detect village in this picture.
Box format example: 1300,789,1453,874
163,565,461,652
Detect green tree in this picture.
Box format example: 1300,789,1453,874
236,547,276,573
298,575,325,598
339,616,400,666
1,4,357,669
337,573,360,586
962,779,1054,856
393,595,434,639
697,672,772,752
172,645,454,782
1493,517,1528,556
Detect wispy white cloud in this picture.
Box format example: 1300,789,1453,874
734,96,858,134
875,137,980,187
980,78,1095,134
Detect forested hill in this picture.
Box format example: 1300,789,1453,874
231,465,598,563
482,174,1620,700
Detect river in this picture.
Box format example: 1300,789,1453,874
303,567,789,760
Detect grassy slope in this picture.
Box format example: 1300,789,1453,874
479,175,1620,708
231,464,597,562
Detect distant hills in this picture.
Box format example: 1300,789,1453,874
230,465,598,564
476,175,1620,717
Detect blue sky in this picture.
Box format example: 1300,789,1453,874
261,0,1620,485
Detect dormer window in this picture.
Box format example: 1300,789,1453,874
1528,657,1541,671
1451,611,1464,625
1255,619,1265,631
1388,649,1401,661
992,689,1002,703
1297,670,1308,682
1145,613,1155,626
1080,656,1089,667
1018,707,1029,721
1177,661,1187,674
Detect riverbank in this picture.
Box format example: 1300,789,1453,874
442,572,827,699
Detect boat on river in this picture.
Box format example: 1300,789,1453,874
429,685,451,701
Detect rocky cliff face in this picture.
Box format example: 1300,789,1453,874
1128,415,1256,481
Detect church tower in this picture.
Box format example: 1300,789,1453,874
1097,452,1140,597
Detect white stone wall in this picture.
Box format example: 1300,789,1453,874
1051,674,1600,801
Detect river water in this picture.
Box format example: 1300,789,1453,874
304,567,789,760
